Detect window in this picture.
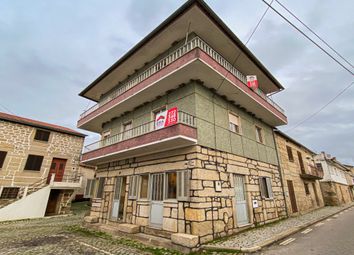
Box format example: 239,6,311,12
0,151,7,169
166,172,177,199
139,175,149,199
24,155,44,171
177,170,190,201
0,187,19,199
84,179,95,198
122,121,133,140
255,126,264,144
316,163,323,171
34,129,50,142
304,183,310,195
128,175,139,199
95,177,105,199
286,146,294,162
260,177,273,199
229,113,241,133
102,130,111,140
297,151,305,173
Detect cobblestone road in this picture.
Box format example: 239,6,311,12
0,203,155,255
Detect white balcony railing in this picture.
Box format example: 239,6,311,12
80,36,284,119
83,111,196,153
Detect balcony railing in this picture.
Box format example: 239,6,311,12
80,36,284,119
83,111,196,153
300,165,324,180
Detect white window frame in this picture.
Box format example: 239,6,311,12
128,175,139,199
138,174,150,200
84,179,95,198
177,170,190,201
229,112,241,134
255,125,264,144
95,177,105,199
260,177,273,199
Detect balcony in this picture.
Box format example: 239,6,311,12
78,36,286,132
49,174,83,189
300,165,324,180
81,111,197,164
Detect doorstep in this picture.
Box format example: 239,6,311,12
83,222,198,253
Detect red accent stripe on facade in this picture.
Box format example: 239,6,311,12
78,48,286,127
81,123,197,162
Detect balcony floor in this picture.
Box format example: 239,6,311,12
81,123,197,165
78,48,286,133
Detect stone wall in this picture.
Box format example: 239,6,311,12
0,120,84,187
275,133,324,215
89,145,286,244
320,181,352,206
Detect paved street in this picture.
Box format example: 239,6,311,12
257,207,354,255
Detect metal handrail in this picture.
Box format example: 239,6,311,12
80,36,284,119
83,111,196,153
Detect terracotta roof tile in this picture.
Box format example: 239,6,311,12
0,111,86,137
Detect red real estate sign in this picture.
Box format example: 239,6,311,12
155,107,178,130
246,75,258,90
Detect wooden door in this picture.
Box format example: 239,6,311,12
45,189,60,215
47,158,67,184
312,183,320,206
150,173,164,228
234,174,249,225
287,180,298,213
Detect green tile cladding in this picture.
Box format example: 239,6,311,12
194,83,278,165
102,81,278,165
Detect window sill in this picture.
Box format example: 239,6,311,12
164,199,178,203
33,139,49,142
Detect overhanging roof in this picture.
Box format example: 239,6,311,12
79,0,284,102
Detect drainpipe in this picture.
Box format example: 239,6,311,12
272,129,289,218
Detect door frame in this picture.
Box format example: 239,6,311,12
110,177,126,221
149,173,165,229
47,158,67,184
233,174,250,226
287,180,298,213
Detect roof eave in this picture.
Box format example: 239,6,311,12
79,0,284,101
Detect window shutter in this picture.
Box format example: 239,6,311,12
266,177,273,198
259,177,265,197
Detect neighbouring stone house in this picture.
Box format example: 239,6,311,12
78,0,288,248
314,152,353,206
344,164,354,201
0,111,87,221
274,130,324,216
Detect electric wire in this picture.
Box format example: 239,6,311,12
262,0,353,76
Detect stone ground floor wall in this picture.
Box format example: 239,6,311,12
320,181,353,206
284,178,324,215
89,145,286,244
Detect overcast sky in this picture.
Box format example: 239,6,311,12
0,0,353,164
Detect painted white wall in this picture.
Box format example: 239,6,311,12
315,153,348,185
0,186,51,222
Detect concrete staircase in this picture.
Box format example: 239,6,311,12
0,178,48,209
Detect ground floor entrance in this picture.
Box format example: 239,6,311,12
234,174,249,226
149,173,165,228
45,189,60,216
110,177,127,221
287,180,298,213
